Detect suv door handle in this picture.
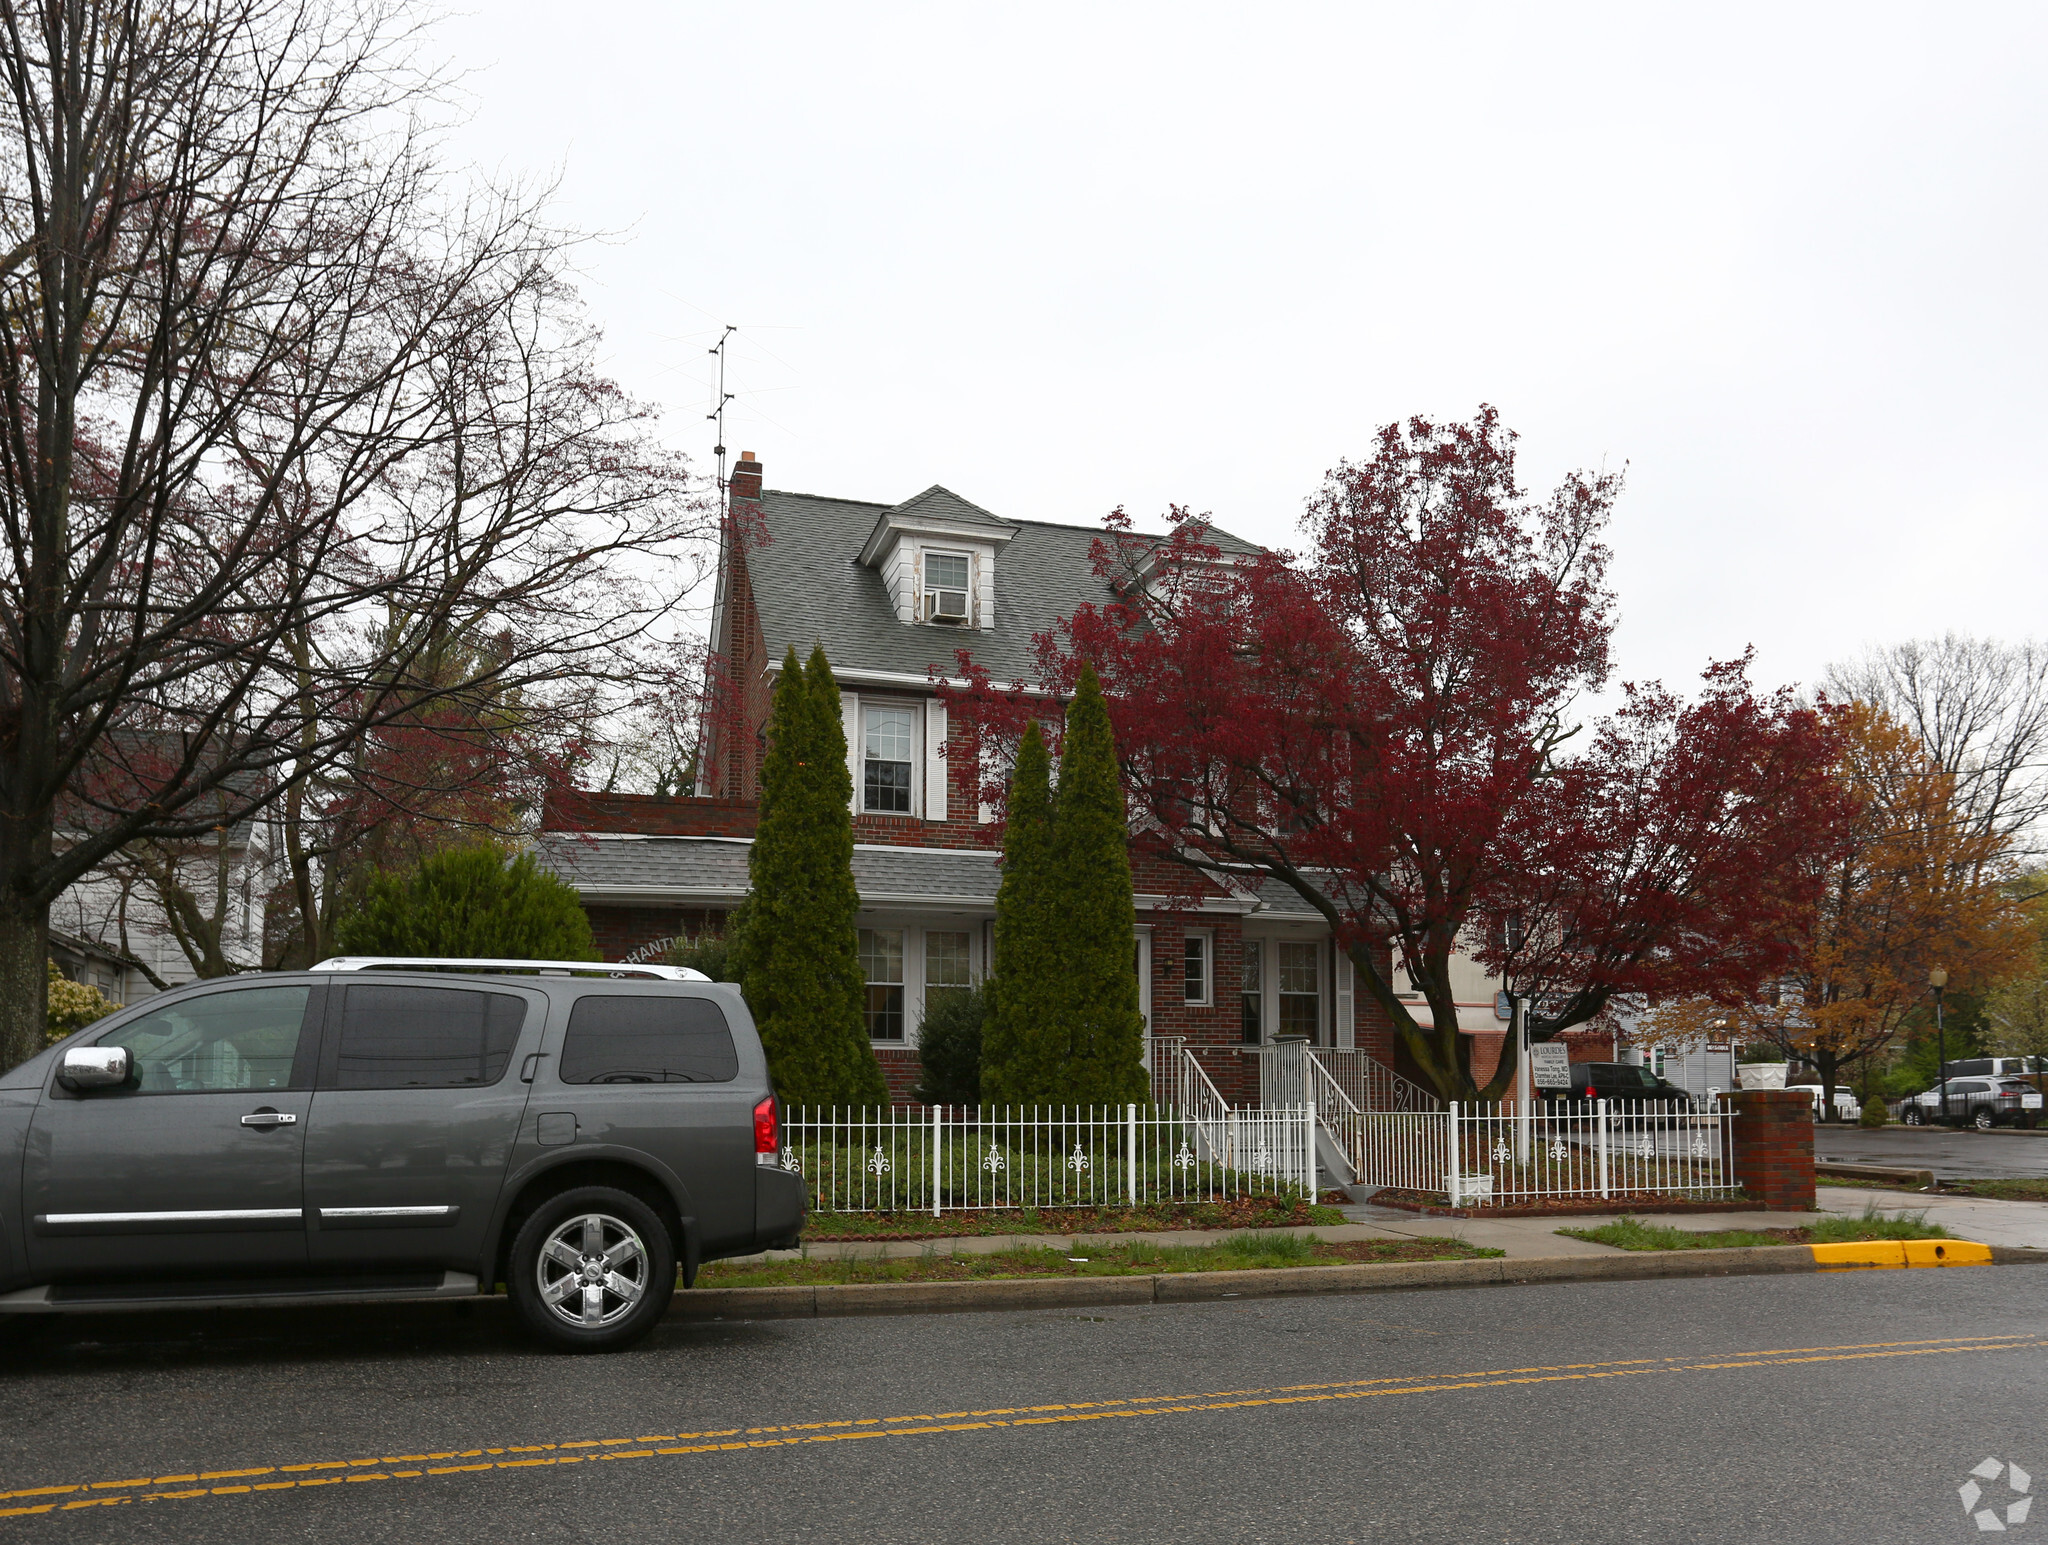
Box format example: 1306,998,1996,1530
241,1110,298,1128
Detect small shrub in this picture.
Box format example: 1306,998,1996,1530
45,961,118,1044
664,931,735,982
1859,1096,1888,1128
914,987,986,1106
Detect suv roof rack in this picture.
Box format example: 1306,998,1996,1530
311,956,709,982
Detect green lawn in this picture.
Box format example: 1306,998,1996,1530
1558,1205,1951,1252
1938,1177,2048,1202
697,1231,1500,1288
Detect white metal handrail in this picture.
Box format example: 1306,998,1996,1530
1308,1047,1443,1114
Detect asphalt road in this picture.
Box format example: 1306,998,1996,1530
1,1269,2044,1543
1814,1126,2048,1179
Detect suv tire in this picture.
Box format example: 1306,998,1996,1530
1973,1108,1996,1132
508,1186,677,1352
1902,1107,1925,1126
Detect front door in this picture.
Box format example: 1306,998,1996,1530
24,983,320,1283
302,981,540,1271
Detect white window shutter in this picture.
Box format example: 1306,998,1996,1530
924,699,948,821
976,738,995,823
841,691,860,811
1335,947,1355,1049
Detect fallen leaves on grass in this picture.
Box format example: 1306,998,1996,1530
801,1197,1349,1243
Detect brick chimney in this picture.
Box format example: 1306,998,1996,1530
729,450,762,503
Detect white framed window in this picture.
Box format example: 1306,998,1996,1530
924,551,971,624
1241,940,1263,1044
1183,930,1211,1007
859,928,906,1041
1278,940,1320,1039
923,929,973,1020
862,703,917,814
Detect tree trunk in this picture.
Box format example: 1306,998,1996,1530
0,889,50,1071
1816,1051,1841,1123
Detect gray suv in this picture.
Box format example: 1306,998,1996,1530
0,958,806,1351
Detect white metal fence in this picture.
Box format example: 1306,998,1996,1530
784,1104,1318,1215
1335,1098,1738,1207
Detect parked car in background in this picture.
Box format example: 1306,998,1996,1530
1899,1077,2045,1131
0,956,807,1351
1785,1084,1863,1122
1943,1057,2048,1079
1543,1062,1698,1112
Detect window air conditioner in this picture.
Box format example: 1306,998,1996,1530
929,589,969,623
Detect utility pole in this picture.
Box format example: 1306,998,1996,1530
706,324,736,506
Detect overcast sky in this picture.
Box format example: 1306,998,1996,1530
437,2,2047,699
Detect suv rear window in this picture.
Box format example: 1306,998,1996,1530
332,985,528,1089
559,996,739,1084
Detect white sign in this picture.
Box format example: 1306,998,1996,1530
1529,1042,1573,1089
2024,1093,2044,1111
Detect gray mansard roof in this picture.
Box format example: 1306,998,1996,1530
747,486,1257,683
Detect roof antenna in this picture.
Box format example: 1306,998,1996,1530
707,323,737,506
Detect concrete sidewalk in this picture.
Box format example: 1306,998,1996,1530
1337,1183,2048,1255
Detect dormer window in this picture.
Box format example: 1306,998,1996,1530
923,552,971,625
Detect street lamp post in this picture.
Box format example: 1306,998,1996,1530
1930,967,1949,1126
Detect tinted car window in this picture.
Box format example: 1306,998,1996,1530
332,985,526,1089
95,986,310,1094
559,996,739,1084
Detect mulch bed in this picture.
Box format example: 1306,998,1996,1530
801,1196,1345,1243
1368,1189,1767,1219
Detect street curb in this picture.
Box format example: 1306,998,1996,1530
669,1243,2045,1321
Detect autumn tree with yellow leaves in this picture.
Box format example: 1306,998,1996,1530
1646,704,2034,1118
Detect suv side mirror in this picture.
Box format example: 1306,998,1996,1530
58,1045,131,1091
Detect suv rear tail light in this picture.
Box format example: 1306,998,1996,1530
754,1096,780,1166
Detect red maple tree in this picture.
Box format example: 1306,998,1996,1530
947,408,1851,1099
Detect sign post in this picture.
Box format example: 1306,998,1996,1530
1512,993,1532,1166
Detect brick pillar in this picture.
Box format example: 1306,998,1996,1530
1728,1089,1816,1210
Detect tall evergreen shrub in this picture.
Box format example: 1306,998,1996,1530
1049,664,1147,1105
731,647,889,1108
335,843,598,959
981,720,1062,1104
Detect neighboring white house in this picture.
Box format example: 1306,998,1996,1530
51,813,276,997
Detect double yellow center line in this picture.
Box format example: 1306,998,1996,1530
3,1334,2039,1518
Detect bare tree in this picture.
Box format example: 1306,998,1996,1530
0,0,709,1066
1827,634,2048,867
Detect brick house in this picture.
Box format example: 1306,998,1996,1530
538,453,1524,1105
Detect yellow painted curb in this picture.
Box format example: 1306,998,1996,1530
1809,1239,1993,1270
1903,1239,1993,1267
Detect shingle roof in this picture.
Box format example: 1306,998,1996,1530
538,832,1324,919
883,485,1016,533
537,834,1001,904
747,486,1257,683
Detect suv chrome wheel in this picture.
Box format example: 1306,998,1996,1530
535,1213,648,1329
